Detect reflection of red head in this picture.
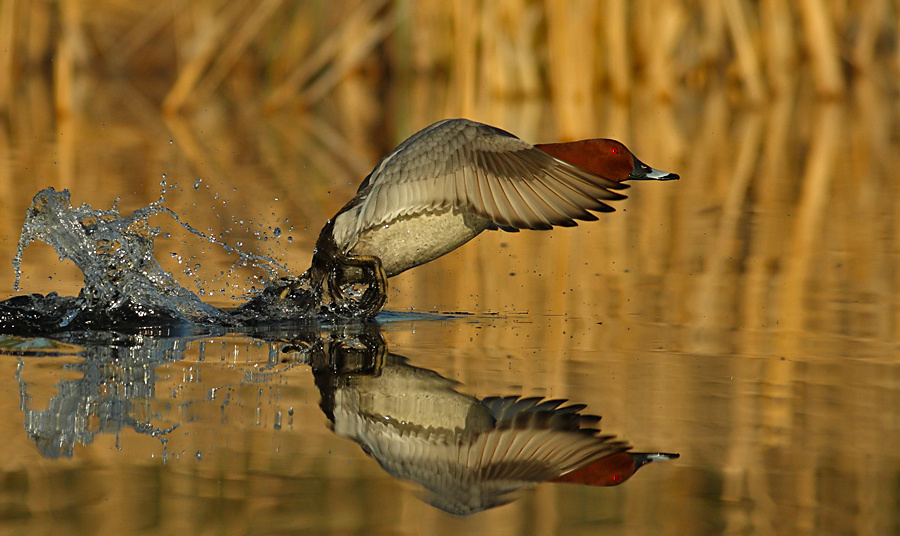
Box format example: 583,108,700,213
553,452,679,487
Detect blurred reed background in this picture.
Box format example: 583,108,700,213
1,0,896,116
1,0,897,297
1,1,900,535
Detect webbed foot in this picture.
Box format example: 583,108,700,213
326,253,387,318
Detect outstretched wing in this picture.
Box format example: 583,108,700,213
351,119,629,236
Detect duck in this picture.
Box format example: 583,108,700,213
284,118,678,317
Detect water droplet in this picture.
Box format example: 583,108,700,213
193,179,202,190
195,451,202,460
273,227,281,237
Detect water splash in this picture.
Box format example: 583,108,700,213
3,187,324,333
11,188,229,326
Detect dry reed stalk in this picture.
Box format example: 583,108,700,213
25,1,52,66
300,10,398,107
604,0,632,100
170,0,193,69
267,0,390,109
477,2,510,97
163,0,251,113
512,4,541,95
544,0,599,139
850,0,886,73
475,0,539,98
55,116,77,190
407,74,449,133
191,0,284,107
638,1,687,100
334,76,382,158
722,0,766,103
797,0,845,97
55,0,87,117
0,112,13,251
632,100,680,277
114,3,175,65
720,356,762,518
760,0,797,95
698,0,726,63
0,0,15,111
452,0,478,117
405,2,446,73
266,5,315,83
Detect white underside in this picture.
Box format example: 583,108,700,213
337,208,489,277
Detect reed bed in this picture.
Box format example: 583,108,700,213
0,0,897,117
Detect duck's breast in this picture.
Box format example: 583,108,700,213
348,207,490,277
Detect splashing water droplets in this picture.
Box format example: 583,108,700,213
3,187,317,331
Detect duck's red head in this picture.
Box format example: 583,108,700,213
535,139,679,183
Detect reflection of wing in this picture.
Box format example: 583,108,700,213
423,426,629,514
349,119,628,236
482,395,592,427
347,395,630,515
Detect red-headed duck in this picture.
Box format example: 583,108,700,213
285,118,678,317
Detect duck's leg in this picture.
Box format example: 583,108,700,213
328,252,387,317
279,267,323,302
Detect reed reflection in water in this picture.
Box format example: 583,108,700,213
1,0,900,534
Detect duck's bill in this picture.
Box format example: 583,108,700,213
629,157,680,181
631,452,680,471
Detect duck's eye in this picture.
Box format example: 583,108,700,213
610,147,618,154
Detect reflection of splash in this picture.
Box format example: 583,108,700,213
12,333,182,458
299,326,678,515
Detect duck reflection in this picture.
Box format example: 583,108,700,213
296,326,678,515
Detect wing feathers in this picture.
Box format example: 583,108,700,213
352,119,628,235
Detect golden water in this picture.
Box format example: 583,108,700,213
2,9,900,533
